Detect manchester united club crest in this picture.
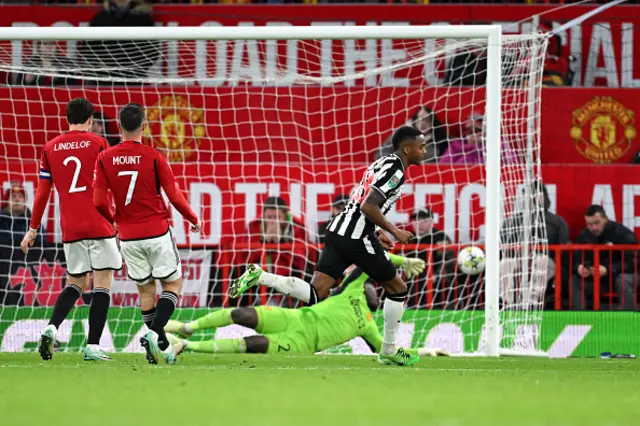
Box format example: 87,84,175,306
570,97,636,163
144,95,206,162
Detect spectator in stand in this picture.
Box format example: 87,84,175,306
80,0,159,82
404,208,457,308
0,183,45,249
438,114,518,165
14,41,75,87
317,194,348,243
247,197,313,305
500,181,570,309
445,45,487,87
571,205,637,311
407,208,452,249
375,106,448,162
92,111,119,147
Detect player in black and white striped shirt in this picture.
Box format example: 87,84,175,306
328,153,406,239
231,126,427,366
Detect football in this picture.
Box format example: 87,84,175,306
457,246,486,275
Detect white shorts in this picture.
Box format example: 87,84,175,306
63,237,123,276
120,230,182,284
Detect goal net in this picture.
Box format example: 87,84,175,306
0,26,548,356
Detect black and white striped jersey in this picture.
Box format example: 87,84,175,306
327,154,405,240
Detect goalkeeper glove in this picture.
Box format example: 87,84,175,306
403,257,426,278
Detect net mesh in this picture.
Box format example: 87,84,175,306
0,31,548,355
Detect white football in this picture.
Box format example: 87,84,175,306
457,246,486,276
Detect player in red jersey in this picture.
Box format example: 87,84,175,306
21,98,122,362
93,103,200,365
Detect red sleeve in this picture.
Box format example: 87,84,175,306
30,178,52,230
156,153,198,225
92,156,108,190
93,187,114,224
92,157,114,223
38,147,52,180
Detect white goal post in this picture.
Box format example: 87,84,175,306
0,24,548,357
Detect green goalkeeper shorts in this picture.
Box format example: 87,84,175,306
255,306,317,356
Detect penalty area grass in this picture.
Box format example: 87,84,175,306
0,353,638,426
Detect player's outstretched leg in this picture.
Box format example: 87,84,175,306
378,276,419,367
166,308,278,355
229,264,263,298
230,264,324,304
174,335,268,354
164,320,193,338
84,270,113,361
38,274,88,361
178,338,248,354
165,307,258,338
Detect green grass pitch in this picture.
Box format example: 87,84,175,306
1,353,639,426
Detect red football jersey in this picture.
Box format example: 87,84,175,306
94,141,176,240
40,130,115,243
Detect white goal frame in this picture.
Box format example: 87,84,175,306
0,24,504,357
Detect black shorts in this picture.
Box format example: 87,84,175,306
315,232,397,283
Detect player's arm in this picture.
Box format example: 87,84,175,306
360,190,412,243
92,157,115,224
156,154,200,231
359,165,413,243
22,153,53,253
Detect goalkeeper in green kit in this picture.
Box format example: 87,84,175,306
165,253,446,362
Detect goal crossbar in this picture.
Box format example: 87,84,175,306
0,25,502,41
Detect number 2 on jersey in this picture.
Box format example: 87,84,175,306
63,156,87,193
118,171,138,206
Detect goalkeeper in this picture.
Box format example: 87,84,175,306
165,254,445,364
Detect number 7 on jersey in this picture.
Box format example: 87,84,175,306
118,171,138,206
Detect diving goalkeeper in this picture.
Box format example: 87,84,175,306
165,254,446,364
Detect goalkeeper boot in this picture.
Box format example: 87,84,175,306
229,264,263,299
165,320,193,338
166,333,188,356
84,345,113,361
378,348,420,367
140,330,160,365
38,325,56,361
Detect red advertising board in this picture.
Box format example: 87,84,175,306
0,4,639,88
0,86,638,165
2,161,640,246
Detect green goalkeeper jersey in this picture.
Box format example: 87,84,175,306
300,253,406,353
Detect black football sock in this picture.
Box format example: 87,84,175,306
87,287,111,345
48,284,83,328
141,307,156,329
151,291,178,351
